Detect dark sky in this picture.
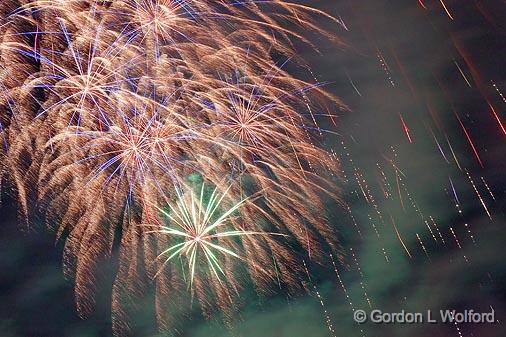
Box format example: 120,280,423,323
1,1,505,336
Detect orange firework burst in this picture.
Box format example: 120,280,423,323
1,0,342,334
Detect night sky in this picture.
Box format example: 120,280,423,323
1,1,505,336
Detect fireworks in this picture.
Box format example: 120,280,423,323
144,183,287,304
1,0,504,336
0,0,341,334
148,184,256,284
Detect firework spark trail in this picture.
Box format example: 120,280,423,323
330,253,367,337
464,223,477,245
395,169,405,211
399,113,413,143
455,112,484,168
430,127,449,163
347,205,363,239
303,260,336,337
345,69,362,97
376,48,396,87
424,220,439,244
367,214,380,239
450,227,469,263
430,216,447,245
366,213,390,262
349,247,373,308
391,216,412,259
330,253,355,311
465,170,492,219
491,80,506,104
487,103,506,136
480,176,496,201
445,134,463,170
377,163,393,199
453,60,472,87
449,176,463,214
453,321,464,337
439,0,454,20
416,233,431,262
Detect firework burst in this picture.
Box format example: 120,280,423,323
145,184,283,290
1,0,342,334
